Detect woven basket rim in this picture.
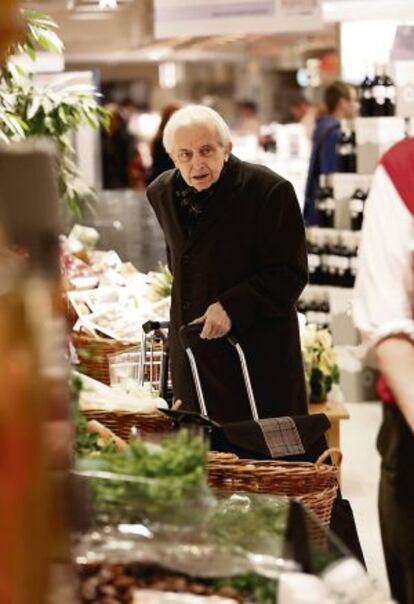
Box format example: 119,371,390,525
82,409,168,419
207,460,337,477
72,332,134,347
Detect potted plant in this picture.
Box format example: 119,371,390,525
301,323,340,403
0,9,109,215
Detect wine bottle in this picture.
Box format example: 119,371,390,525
316,185,328,228
324,185,335,228
359,73,373,117
372,64,386,117
349,188,366,231
307,233,322,285
384,66,396,117
336,121,355,173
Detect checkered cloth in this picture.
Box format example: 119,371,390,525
258,417,305,457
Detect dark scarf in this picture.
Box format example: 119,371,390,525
174,163,228,238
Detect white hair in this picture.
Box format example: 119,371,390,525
163,105,232,156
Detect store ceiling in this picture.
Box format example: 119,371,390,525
21,0,413,66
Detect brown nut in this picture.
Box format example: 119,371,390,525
99,566,115,584
113,575,136,590
100,585,117,597
81,576,100,600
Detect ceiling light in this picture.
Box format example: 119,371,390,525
99,0,118,8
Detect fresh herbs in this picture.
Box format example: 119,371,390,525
77,430,210,524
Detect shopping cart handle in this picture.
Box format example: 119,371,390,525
142,320,169,334
179,323,238,348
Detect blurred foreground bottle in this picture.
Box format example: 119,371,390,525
0,141,74,604
0,0,24,61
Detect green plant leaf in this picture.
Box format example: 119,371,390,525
22,10,58,30
25,43,37,62
0,111,27,137
36,30,64,54
27,95,42,120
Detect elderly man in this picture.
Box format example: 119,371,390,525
146,105,308,423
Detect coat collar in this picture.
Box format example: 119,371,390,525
164,154,244,253
185,154,242,250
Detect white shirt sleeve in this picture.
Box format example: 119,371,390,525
353,164,414,349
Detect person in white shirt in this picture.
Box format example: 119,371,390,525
353,137,414,604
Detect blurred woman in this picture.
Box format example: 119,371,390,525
149,102,181,183
101,103,135,189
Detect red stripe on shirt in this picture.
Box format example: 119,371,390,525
381,137,414,216
378,138,414,405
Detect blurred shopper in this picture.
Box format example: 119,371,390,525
288,95,318,139
101,103,135,189
233,99,260,137
304,81,355,225
353,138,414,604
148,102,181,183
119,97,138,126
146,105,308,424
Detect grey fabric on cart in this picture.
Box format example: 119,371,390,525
258,417,305,457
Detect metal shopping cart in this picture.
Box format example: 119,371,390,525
107,320,173,403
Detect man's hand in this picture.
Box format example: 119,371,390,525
191,302,231,339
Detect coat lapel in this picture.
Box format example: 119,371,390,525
158,169,186,251
184,155,243,252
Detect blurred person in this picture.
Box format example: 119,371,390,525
119,97,138,125
148,101,181,183
101,103,135,189
233,99,260,137
288,95,318,139
304,81,355,225
353,137,414,604
146,105,308,424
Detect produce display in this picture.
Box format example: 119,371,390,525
76,429,211,525
77,562,276,604
63,226,171,343
77,372,168,415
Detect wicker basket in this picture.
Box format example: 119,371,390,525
72,332,136,385
82,409,173,441
208,449,341,529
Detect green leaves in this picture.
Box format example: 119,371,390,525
0,108,27,139
78,430,209,525
0,9,110,216
21,9,64,59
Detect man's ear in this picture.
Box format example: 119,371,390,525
225,141,233,161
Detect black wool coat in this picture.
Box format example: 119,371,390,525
146,154,309,423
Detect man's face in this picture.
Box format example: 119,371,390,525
171,124,232,192
340,88,357,119
290,103,308,122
